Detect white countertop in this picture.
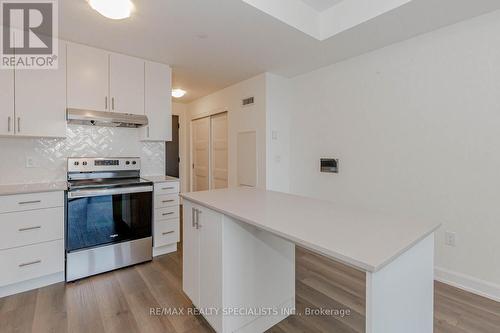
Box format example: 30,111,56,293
181,187,440,272
142,175,179,183
0,181,67,196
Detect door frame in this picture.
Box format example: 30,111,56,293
190,109,228,192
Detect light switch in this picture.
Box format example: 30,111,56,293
272,131,278,140
26,157,37,168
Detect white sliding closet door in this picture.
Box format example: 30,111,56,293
192,117,210,191
211,113,228,189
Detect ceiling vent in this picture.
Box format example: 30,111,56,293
242,97,255,107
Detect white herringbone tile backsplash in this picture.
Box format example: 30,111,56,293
0,125,165,184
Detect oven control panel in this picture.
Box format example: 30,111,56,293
68,157,141,172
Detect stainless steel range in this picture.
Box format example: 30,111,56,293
65,157,153,282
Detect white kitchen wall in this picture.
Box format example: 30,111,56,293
266,73,292,192
287,10,500,298
187,74,267,189
0,125,165,184
172,102,189,193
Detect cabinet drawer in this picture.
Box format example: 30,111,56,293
0,240,64,287
155,206,179,221
154,182,179,195
154,219,179,247
155,193,179,208
0,207,63,250
0,191,64,214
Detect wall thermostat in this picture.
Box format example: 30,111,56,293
320,158,339,173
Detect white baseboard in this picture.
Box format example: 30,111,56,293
0,272,64,298
153,243,178,257
435,267,500,303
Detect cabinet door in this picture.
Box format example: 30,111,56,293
109,53,144,115
0,68,14,136
67,43,109,112
198,206,223,332
142,61,172,141
15,41,66,138
182,202,200,307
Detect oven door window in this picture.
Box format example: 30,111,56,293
67,191,152,252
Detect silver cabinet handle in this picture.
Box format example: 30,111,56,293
147,126,150,138
19,260,41,267
162,231,174,235
8,116,11,132
18,226,41,232
162,187,174,190
162,212,174,216
162,199,175,203
18,200,41,205
192,207,196,228
105,96,108,110
195,209,202,229
112,97,115,110
17,117,20,132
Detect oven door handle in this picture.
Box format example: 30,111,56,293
68,185,153,198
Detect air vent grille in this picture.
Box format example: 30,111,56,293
242,97,255,107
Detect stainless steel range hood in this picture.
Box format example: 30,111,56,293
66,109,148,128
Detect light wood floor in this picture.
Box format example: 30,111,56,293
1,245,499,333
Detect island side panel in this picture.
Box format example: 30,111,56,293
365,233,434,333
222,215,295,333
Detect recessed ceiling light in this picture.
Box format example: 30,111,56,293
88,0,134,20
172,89,187,98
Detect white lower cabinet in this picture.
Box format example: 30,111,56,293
0,207,63,250
183,202,223,331
152,180,180,256
0,240,64,287
183,201,295,333
0,191,65,298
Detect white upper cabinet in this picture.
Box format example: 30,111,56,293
0,69,14,136
67,43,109,112
15,41,67,138
142,61,172,141
67,44,145,116
109,53,145,115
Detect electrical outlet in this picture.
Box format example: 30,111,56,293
26,157,37,168
445,231,457,247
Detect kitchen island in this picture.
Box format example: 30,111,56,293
181,187,440,333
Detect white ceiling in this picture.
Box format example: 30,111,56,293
58,0,500,103
301,0,344,12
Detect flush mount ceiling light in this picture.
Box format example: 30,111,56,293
88,0,134,20
172,89,187,98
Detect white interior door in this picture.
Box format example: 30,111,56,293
210,113,228,189
237,131,257,187
192,117,210,191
